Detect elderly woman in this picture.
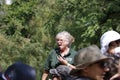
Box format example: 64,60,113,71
100,30,120,80
42,31,77,80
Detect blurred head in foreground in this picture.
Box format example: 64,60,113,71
0,62,36,80
70,45,112,80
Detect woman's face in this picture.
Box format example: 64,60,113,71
56,36,69,50
107,40,120,54
109,41,118,49
84,61,109,80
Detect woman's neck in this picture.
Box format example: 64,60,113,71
61,47,70,56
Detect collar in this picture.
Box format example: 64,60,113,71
55,48,72,57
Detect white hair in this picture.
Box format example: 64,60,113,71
56,31,75,46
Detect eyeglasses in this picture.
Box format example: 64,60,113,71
96,61,109,69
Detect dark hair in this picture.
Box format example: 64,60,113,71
4,62,36,80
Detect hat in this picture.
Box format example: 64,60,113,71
49,65,71,77
70,45,112,76
100,30,120,55
2,62,36,80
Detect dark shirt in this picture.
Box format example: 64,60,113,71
44,48,77,71
44,48,77,80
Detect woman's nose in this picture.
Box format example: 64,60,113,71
104,67,110,72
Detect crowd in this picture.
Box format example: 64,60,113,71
42,30,120,80
0,30,120,80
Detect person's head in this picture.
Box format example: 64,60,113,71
0,62,36,80
100,30,120,55
55,31,74,50
70,45,112,80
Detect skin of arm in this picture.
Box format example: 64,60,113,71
57,56,76,69
42,70,49,80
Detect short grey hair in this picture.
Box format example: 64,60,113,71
56,31,75,46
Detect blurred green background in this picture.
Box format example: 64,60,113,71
0,0,120,79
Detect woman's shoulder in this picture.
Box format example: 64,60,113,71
70,48,77,54
49,49,57,55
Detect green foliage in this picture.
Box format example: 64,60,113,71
0,0,120,79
